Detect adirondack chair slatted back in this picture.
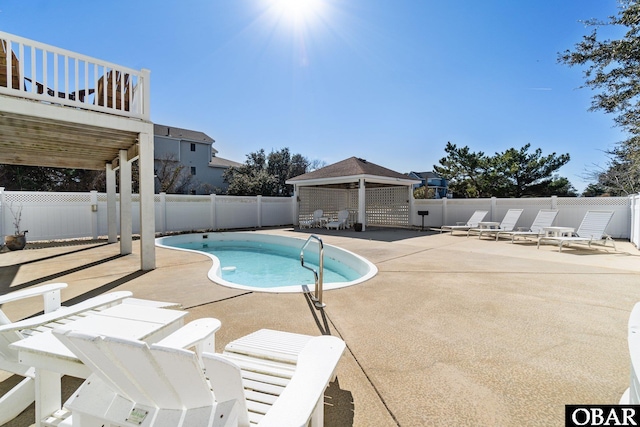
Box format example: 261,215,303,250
97,70,131,111
628,303,640,404
499,209,523,232
0,39,20,90
203,353,250,427
575,210,614,239
529,210,558,233
466,210,488,227
58,330,215,410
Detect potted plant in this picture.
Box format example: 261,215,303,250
5,203,28,251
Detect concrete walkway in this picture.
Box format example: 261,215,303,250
2,227,640,426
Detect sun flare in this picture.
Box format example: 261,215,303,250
269,0,324,25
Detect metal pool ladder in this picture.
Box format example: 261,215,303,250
300,234,325,309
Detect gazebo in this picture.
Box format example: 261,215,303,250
287,157,421,231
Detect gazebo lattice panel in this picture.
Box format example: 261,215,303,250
365,187,409,227
298,187,352,222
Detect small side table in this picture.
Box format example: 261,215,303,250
478,221,500,229
543,226,574,237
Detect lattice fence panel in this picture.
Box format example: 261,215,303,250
365,187,409,227
298,187,350,223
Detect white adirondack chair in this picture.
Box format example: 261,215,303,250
53,321,346,427
299,209,324,229
0,283,134,425
326,210,349,230
621,302,640,404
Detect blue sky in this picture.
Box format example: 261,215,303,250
1,0,627,192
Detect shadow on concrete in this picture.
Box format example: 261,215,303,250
290,226,437,243
324,378,355,427
23,270,151,320
0,253,126,296
301,288,334,335
0,375,83,427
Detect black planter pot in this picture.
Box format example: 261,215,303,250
354,223,363,232
5,234,27,251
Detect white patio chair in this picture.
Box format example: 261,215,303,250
620,302,640,404
537,210,616,252
326,210,349,230
0,283,135,425
467,208,523,239
436,210,488,235
495,209,558,242
53,320,346,427
299,209,323,229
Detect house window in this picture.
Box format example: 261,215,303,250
190,143,196,152
191,167,196,175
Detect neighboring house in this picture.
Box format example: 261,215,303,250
153,124,242,194
408,171,450,199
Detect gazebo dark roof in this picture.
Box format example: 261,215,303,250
289,157,411,182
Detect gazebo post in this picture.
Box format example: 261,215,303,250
358,178,366,231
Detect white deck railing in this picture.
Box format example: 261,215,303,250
0,31,149,120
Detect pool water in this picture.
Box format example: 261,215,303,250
174,240,358,288
156,232,377,293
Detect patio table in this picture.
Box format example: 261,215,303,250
543,226,575,237
10,304,187,426
478,221,500,229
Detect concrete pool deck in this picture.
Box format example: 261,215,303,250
2,227,640,426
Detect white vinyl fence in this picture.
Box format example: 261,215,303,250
631,194,640,248
1,188,639,249
0,189,295,242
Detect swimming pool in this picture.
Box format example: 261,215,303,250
156,232,377,293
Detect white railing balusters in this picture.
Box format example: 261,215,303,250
0,30,148,119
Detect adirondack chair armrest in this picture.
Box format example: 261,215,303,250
0,283,68,317
153,318,221,355
0,291,133,334
257,335,346,427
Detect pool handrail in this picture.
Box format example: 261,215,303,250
300,234,325,308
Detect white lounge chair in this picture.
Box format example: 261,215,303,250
537,210,616,252
53,320,346,427
326,210,349,230
620,302,640,404
437,210,488,235
0,283,134,425
495,209,558,242
467,208,523,239
299,209,323,229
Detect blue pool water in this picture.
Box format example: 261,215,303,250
157,232,377,292
172,240,359,288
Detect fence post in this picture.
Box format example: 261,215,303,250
90,190,98,239
551,195,557,210
491,197,497,221
442,197,447,225
158,192,166,233
210,194,217,231
0,187,4,238
257,195,262,228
